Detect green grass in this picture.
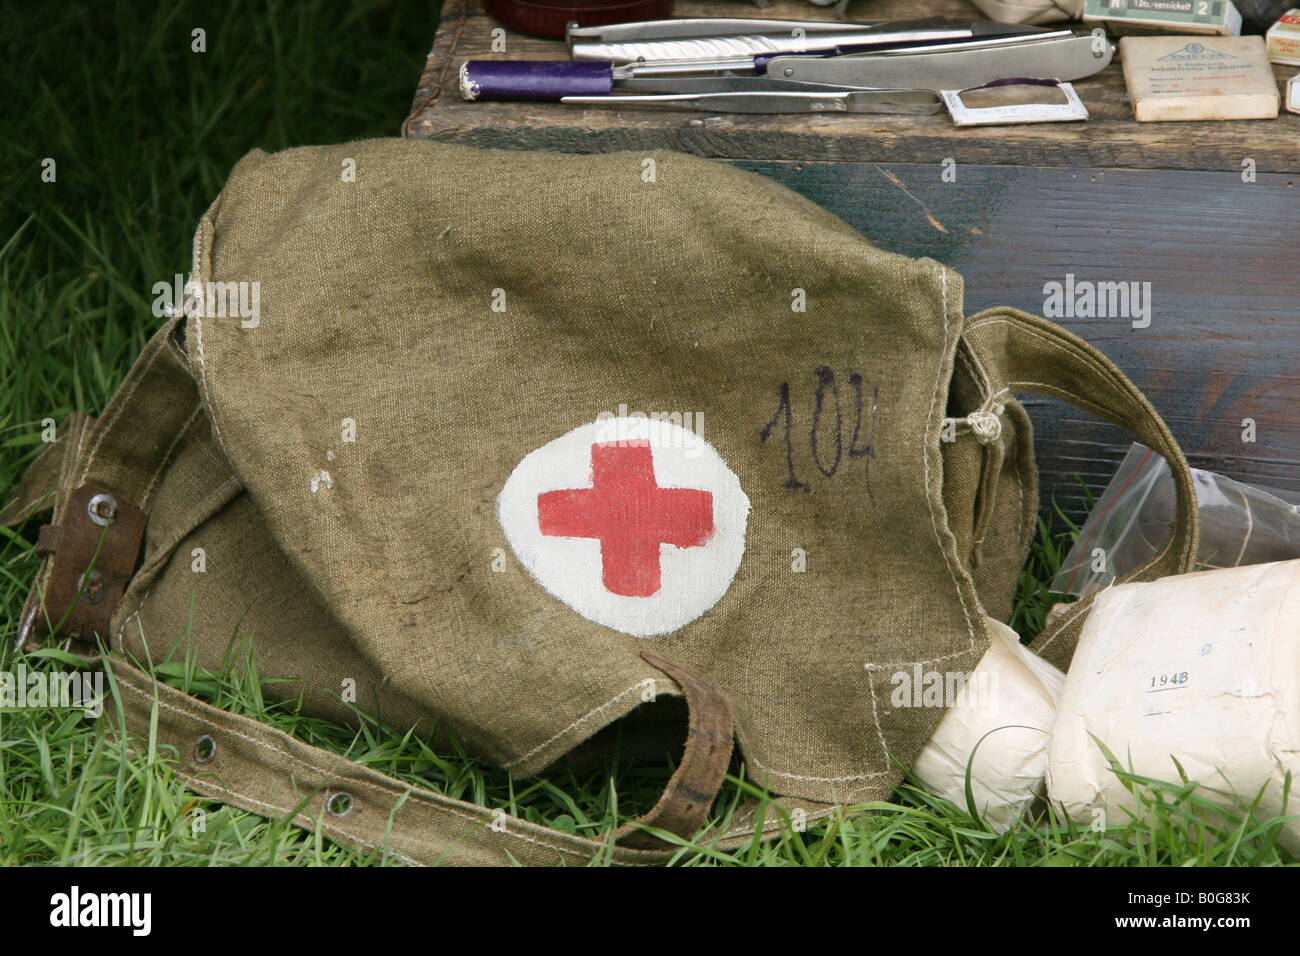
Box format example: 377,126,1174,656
2,0,1295,866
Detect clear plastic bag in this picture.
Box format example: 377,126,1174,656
1051,443,1300,600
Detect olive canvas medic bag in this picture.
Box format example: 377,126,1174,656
4,140,1200,864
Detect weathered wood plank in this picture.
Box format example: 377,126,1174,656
405,0,1300,172
733,161,1300,517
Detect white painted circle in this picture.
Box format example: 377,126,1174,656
497,416,750,637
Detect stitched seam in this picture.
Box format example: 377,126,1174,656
865,647,975,670
140,405,203,509
720,806,840,839
63,419,88,517
1035,595,1093,652
1014,431,1026,556
113,580,153,654
983,388,1029,567
864,667,889,765
745,653,980,787
190,315,230,470
922,265,977,655
50,417,91,525
172,773,420,866
955,341,990,399
502,682,649,771
166,329,187,363
71,415,90,481
1002,381,1116,422
757,767,894,784
966,317,1144,422
191,219,233,463
78,338,167,487
960,337,995,396
972,440,1003,550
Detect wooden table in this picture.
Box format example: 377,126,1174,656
405,0,1300,523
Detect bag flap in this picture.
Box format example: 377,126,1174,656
185,139,988,803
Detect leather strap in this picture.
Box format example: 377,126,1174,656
961,308,1199,669
22,484,146,654
13,316,199,652
615,652,735,850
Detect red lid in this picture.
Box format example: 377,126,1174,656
483,0,675,39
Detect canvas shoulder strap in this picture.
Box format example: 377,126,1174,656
960,307,1200,670
105,646,727,865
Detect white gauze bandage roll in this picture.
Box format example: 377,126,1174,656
912,619,1066,832
1047,558,1300,853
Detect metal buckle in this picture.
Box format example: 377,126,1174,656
16,484,145,654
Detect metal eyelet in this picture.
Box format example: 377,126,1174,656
193,735,217,765
78,570,106,604
87,493,118,527
326,791,353,817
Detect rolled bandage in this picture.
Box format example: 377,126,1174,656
913,618,1065,832
1048,558,1300,853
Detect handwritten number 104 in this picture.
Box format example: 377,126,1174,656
760,367,878,499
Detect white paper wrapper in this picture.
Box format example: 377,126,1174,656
913,619,1065,832
968,0,1084,25
1047,559,1300,852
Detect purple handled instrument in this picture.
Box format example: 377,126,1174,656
458,18,1051,101
456,17,1114,111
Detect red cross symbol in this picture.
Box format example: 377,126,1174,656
537,441,715,598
